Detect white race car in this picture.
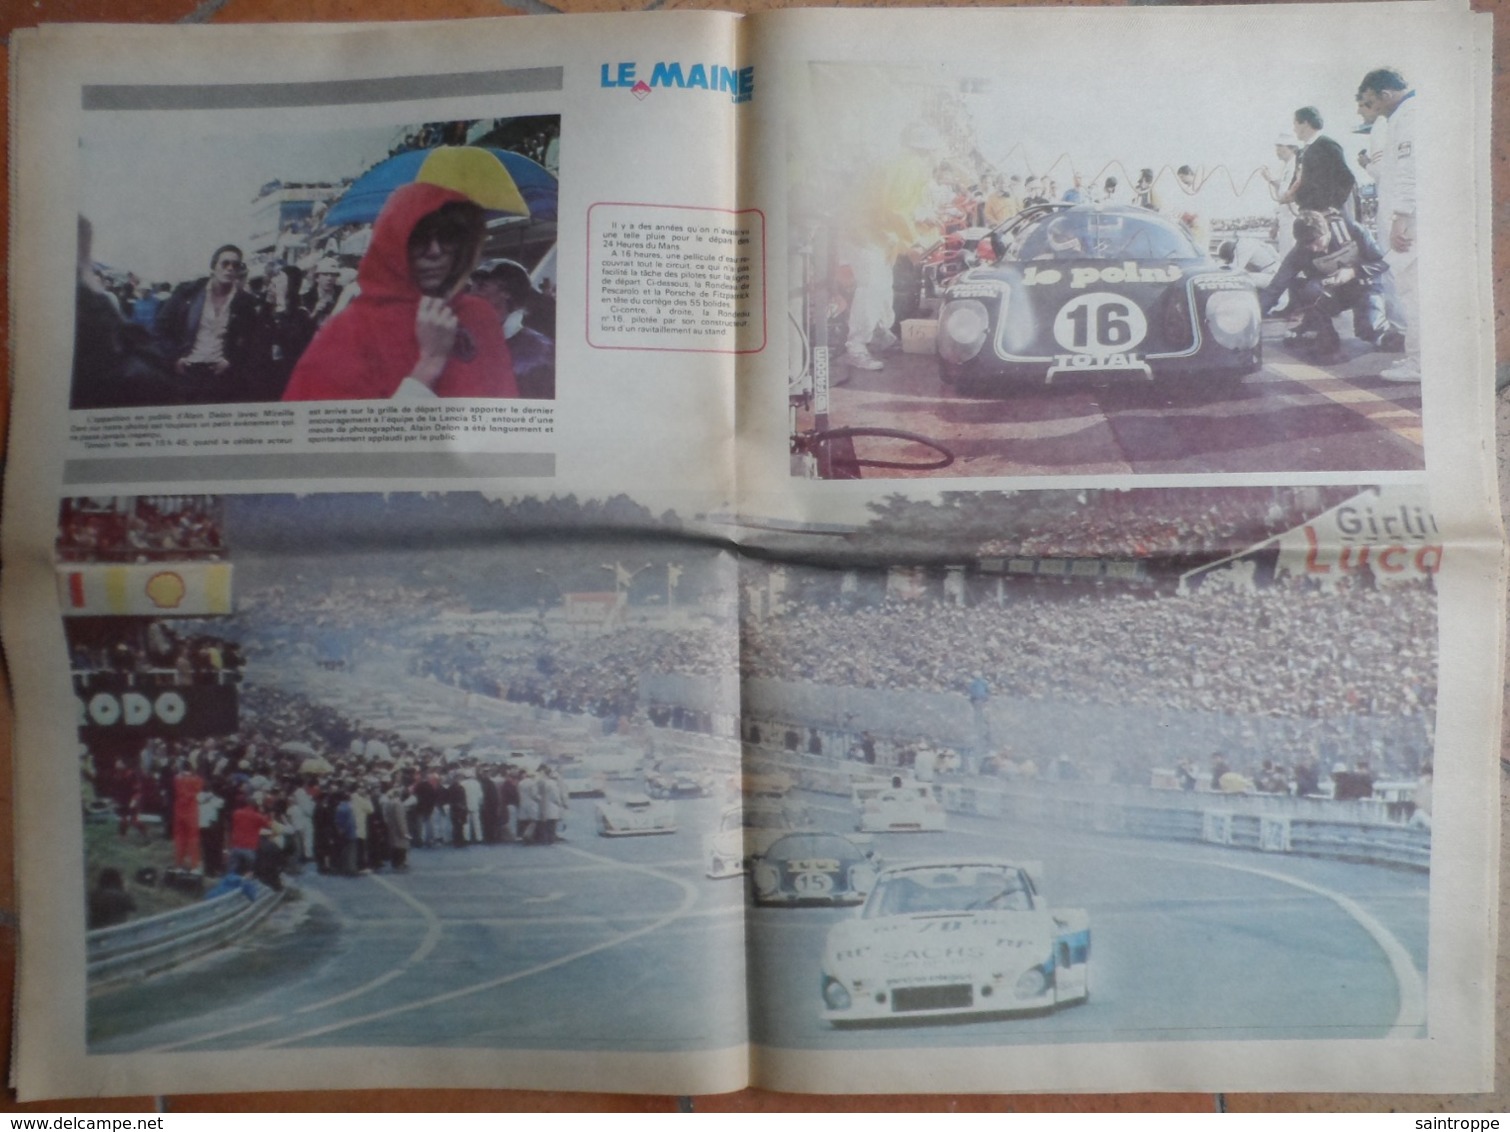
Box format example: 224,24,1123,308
555,761,607,799
853,780,946,833
704,798,811,878
736,768,796,799
821,861,1090,1024
595,793,677,837
582,746,645,783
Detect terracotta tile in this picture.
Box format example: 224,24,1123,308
209,0,537,22
696,1091,1215,1113
168,1090,680,1111
0,0,1507,1117
0,1091,160,1114
736,0,1124,10
1486,0,1510,368
1,0,200,39
0,46,8,455
527,0,662,11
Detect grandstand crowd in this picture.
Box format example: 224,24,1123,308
412,623,734,724
80,531,1436,927
974,487,1358,561
739,571,1435,722
57,496,224,563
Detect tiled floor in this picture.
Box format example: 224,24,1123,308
0,0,1505,1113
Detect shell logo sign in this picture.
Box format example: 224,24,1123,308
145,571,188,609
58,562,233,617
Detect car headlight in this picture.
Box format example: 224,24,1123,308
848,864,876,894
822,976,852,1011
753,862,779,895
1014,967,1051,1000
1204,290,1260,350
938,298,992,364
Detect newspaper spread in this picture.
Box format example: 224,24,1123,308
2,1,1501,1100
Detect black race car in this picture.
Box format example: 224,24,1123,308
936,204,1261,394
644,756,716,799
750,831,878,907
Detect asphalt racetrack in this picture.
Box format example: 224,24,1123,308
89,670,1428,1056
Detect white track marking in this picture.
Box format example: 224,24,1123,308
248,843,704,1048
1267,361,1424,446
951,821,1427,1036
139,871,446,1052
1208,859,1426,1035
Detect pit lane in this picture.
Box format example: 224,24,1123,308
809,320,1424,478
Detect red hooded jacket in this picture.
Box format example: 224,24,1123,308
282,182,518,400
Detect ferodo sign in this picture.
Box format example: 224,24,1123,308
76,684,238,739
82,690,186,728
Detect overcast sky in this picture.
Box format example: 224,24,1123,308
80,118,400,282
808,57,1386,217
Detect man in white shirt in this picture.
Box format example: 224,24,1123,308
154,244,268,403
1358,68,1418,382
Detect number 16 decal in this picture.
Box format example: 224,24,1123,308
1053,292,1148,356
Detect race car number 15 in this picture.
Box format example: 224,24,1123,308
1053,292,1148,356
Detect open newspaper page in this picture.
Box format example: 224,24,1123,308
732,2,1503,1095
1,1,1501,1104
3,13,761,1100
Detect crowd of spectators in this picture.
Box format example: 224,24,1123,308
412,620,735,725
73,124,557,409
975,486,1357,562
84,680,584,916
238,576,465,635
740,571,1436,724
69,619,243,689
75,237,556,408
79,535,1435,924
57,496,225,563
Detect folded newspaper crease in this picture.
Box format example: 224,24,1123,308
2,1,1501,1101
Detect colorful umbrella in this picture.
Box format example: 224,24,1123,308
322,146,557,229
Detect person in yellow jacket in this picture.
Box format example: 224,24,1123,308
982,174,1021,228
837,121,942,370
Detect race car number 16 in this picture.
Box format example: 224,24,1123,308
1053,292,1148,356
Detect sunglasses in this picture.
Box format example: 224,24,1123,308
408,219,471,252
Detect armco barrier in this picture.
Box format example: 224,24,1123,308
87,886,285,983
759,752,1430,873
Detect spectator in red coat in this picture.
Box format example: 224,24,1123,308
227,798,272,876
282,183,517,401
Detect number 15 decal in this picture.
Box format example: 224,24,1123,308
1053,292,1148,356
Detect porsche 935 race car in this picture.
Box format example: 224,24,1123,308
751,830,878,906
936,204,1261,394
820,861,1090,1024
705,798,814,879
595,793,677,837
853,780,946,833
